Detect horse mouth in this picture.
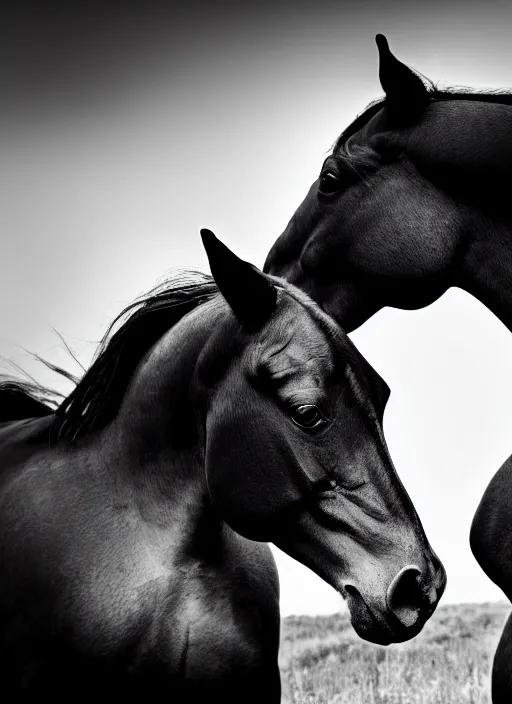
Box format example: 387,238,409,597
344,585,427,646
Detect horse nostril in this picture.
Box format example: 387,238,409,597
386,564,424,628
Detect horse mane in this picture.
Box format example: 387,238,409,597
0,270,217,440
0,378,62,422
333,82,512,158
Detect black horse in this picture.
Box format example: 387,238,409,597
0,230,444,701
264,35,512,703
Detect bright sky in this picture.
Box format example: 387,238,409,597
1,1,511,616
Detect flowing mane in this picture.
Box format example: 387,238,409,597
0,270,217,440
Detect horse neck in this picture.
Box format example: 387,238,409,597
418,100,512,333
99,296,227,553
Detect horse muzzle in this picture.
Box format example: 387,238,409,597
343,558,447,645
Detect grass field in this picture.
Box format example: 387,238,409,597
279,601,511,704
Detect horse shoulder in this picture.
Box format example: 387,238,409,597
0,442,163,649
0,438,280,693
179,530,280,679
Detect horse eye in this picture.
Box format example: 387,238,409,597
290,404,329,431
319,171,341,195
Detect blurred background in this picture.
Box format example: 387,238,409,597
1,0,511,616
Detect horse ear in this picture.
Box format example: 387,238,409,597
200,229,277,329
376,34,430,123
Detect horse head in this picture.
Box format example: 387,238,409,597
264,35,510,332
199,229,446,644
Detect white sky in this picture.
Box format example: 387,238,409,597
1,1,511,615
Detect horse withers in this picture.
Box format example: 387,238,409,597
0,230,445,700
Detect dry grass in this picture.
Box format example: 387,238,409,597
279,601,511,704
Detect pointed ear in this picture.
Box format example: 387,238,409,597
200,229,277,329
376,34,430,123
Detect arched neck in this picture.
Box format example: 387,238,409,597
96,295,229,554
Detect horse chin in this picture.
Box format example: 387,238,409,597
344,587,425,646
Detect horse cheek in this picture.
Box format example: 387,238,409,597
345,172,461,309
204,395,303,542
